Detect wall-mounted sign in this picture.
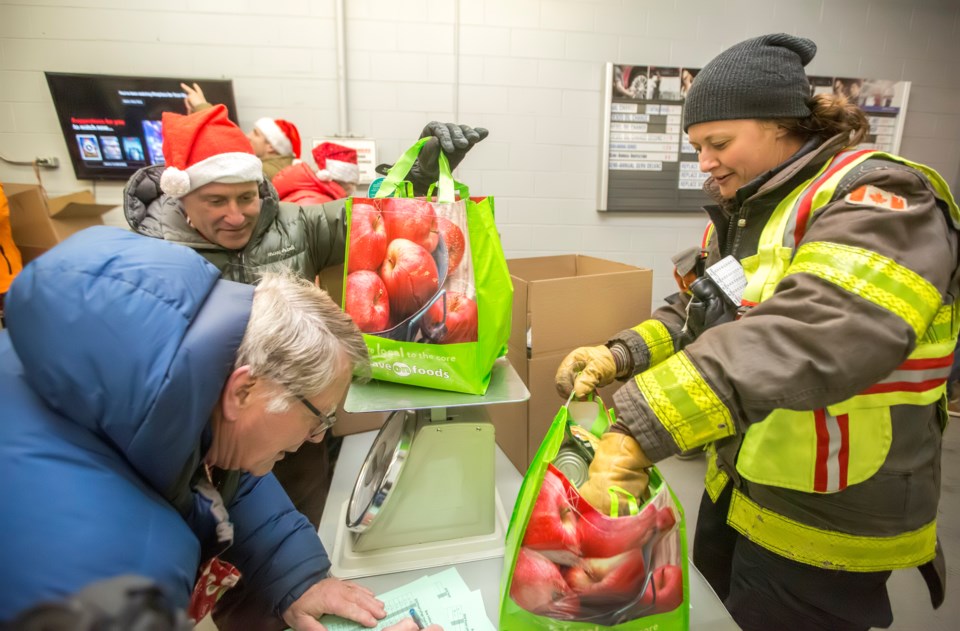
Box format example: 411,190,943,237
599,62,911,212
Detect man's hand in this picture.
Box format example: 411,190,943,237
377,123,489,196
282,577,386,631
578,433,653,515
418,122,489,172
180,82,208,114
555,345,617,399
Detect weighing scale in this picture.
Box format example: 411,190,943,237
329,357,529,579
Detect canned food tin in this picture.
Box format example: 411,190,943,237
554,447,590,487
569,424,600,456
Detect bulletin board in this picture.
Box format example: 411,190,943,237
598,62,911,213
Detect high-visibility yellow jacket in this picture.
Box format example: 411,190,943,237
609,133,960,573
1,183,24,295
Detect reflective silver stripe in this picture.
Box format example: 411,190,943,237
873,365,951,385
813,408,849,493
824,411,845,492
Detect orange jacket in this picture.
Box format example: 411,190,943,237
0,183,24,294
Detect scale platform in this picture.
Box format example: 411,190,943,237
330,488,509,579
344,356,530,415
330,357,528,578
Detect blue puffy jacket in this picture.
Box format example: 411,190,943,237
0,227,330,620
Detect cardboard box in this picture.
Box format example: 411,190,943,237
4,183,115,263
489,255,653,472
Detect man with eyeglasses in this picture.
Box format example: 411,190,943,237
0,228,438,631
124,103,487,533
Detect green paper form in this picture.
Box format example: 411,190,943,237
317,567,494,631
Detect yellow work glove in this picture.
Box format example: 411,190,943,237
555,345,617,399
578,433,652,516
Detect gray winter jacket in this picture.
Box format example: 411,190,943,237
123,165,345,284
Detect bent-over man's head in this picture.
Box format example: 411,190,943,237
205,272,369,476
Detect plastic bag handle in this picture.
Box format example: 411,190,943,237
607,485,640,517
375,137,454,202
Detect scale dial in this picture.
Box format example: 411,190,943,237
346,409,416,532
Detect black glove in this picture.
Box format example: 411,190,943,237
376,122,489,195
678,276,736,349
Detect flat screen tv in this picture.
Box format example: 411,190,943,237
45,72,239,181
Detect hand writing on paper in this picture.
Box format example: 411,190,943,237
283,577,386,630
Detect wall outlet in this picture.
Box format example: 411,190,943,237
35,157,60,168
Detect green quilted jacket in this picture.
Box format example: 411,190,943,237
123,165,346,284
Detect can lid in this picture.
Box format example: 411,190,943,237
553,449,589,487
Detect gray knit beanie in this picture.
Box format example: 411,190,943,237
683,33,817,132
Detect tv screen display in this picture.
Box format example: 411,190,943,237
45,72,239,181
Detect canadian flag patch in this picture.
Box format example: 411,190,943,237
845,184,908,211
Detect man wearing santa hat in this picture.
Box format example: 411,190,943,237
181,82,302,180
248,116,302,179
272,141,360,205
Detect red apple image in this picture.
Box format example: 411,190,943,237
563,548,646,602
421,292,478,344
379,238,439,321
381,198,439,252
344,271,390,333
510,547,580,620
638,564,683,614
348,203,387,273
436,216,465,275
577,501,665,559
521,467,581,566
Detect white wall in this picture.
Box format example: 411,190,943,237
2,0,959,301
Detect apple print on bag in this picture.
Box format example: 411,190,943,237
501,397,689,629
340,137,511,395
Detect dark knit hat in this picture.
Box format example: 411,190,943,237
683,33,817,132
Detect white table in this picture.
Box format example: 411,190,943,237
319,431,740,629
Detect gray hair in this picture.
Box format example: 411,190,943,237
235,271,370,413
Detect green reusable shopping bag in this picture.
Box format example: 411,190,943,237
499,399,691,630
341,138,511,394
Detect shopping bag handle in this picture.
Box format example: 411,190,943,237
375,137,454,202
565,388,613,437
427,178,470,201
564,387,598,408
607,485,640,517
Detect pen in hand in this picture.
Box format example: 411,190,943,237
408,607,426,630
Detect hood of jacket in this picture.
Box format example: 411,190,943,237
272,162,346,204
123,165,281,251
4,226,254,497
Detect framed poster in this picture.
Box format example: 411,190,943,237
598,62,911,212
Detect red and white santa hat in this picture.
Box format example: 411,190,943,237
253,118,301,158
159,104,263,198
312,142,359,184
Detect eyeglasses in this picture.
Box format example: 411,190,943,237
296,394,337,439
